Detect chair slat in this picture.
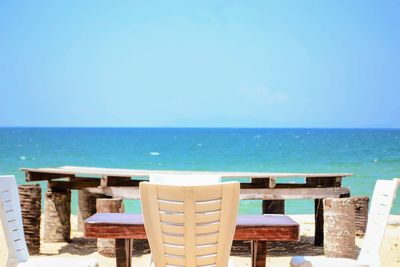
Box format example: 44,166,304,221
196,254,217,266
158,202,184,213
14,239,26,250
193,186,222,202
157,186,186,202
162,224,185,235
196,244,218,256
1,199,13,211
195,233,218,245
165,255,185,266
9,229,22,240
196,223,219,235
5,210,17,222
157,184,223,202
163,234,184,246
164,244,185,256
195,212,220,224
0,190,11,202
160,213,185,224
195,201,221,213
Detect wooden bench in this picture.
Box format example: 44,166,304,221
84,213,300,267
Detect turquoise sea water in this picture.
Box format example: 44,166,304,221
0,128,399,214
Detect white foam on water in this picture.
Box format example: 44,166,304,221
150,152,160,156
20,156,26,160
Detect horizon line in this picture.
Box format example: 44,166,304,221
0,126,399,130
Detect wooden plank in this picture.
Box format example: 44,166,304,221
241,183,331,189
47,178,140,191
84,186,350,200
306,176,342,187
250,178,269,188
86,187,141,199
84,213,299,241
25,171,75,181
241,187,350,200
21,166,352,181
48,179,100,190
85,223,146,239
100,176,138,187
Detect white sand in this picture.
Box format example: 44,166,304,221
1,214,399,267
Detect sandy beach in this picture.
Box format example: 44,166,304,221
1,214,399,267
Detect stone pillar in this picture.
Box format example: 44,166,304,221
96,198,124,257
18,184,41,254
323,198,356,259
77,189,109,231
44,189,71,242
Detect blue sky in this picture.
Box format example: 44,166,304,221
0,1,399,128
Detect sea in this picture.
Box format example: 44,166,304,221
1,127,399,215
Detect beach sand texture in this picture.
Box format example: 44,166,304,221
1,215,399,267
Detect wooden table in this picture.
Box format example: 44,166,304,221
21,166,352,245
84,213,300,267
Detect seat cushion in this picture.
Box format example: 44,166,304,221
17,257,98,267
290,256,369,267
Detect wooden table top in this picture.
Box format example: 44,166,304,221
84,213,300,241
22,166,352,179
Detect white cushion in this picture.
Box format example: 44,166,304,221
290,256,368,267
16,257,98,267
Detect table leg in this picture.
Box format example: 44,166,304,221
115,238,132,267
262,200,285,214
251,240,267,267
314,199,324,246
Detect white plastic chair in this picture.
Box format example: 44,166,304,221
140,181,239,267
149,173,221,185
290,178,399,267
0,175,98,267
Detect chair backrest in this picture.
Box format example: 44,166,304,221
0,176,29,265
357,178,399,267
149,173,221,185
140,181,240,267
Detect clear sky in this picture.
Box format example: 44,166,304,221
0,1,399,128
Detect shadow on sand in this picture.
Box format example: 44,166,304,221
58,237,98,255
